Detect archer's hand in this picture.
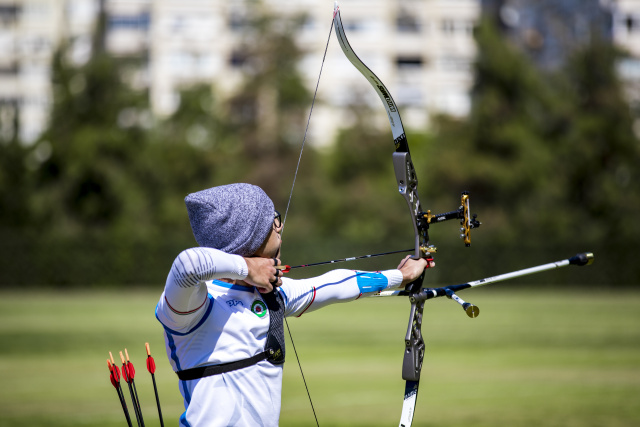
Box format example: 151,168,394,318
244,257,282,293
398,255,434,288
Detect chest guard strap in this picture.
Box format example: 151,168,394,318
176,290,286,381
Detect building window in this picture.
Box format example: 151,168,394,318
462,20,475,36
438,56,471,72
108,13,151,32
229,11,248,32
396,56,423,69
396,13,421,33
440,19,475,37
229,50,247,68
0,63,18,75
343,19,364,33
441,19,455,36
0,4,19,23
625,15,639,33
618,58,640,80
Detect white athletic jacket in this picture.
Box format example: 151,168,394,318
156,247,404,427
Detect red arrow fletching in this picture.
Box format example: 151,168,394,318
127,362,136,379
112,364,121,382
146,355,156,374
108,359,122,383
110,372,118,388
121,363,131,383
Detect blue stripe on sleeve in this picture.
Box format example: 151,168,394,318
355,272,389,293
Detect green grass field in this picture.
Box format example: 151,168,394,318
1,287,638,427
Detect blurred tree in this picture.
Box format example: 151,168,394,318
0,104,32,228
2,0,319,286
426,19,568,244
12,2,176,286
144,83,234,244
5,3,635,287
421,18,640,284
314,103,413,249
223,2,312,204
559,39,640,244
428,19,640,247
30,3,151,239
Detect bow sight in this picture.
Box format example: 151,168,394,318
392,151,481,263
418,191,482,253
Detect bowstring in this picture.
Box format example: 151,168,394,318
279,12,336,427
281,17,334,237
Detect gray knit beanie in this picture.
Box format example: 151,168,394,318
185,183,275,256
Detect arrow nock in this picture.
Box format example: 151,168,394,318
276,265,291,273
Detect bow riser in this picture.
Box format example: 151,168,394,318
393,152,430,262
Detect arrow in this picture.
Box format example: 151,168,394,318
121,350,145,427
276,248,414,273
145,343,164,427
107,357,133,427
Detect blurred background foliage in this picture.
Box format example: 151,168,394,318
0,8,638,288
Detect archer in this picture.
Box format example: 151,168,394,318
155,183,433,426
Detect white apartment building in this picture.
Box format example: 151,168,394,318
3,0,640,145
0,0,480,145
0,0,63,143
611,0,640,108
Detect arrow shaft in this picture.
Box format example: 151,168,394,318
280,248,414,272
131,380,145,427
125,379,142,427
116,386,134,427
150,374,164,427
145,345,165,427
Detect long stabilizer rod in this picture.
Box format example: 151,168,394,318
373,253,594,317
